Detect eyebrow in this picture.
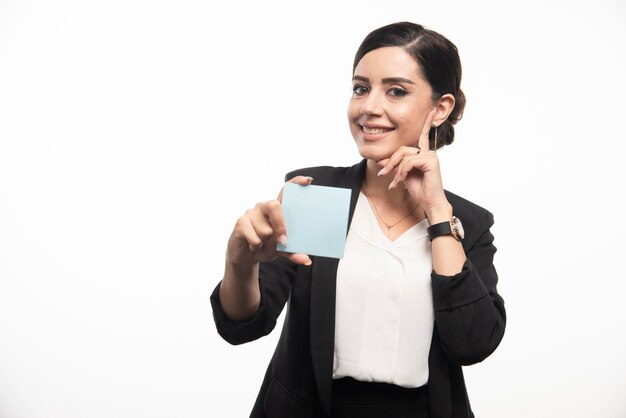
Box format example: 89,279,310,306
352,75,415,85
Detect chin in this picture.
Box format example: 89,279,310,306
357,143,393,162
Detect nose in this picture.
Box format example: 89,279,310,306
360,90,384,116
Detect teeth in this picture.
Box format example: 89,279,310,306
362,126,391,134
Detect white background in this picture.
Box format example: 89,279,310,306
1,0,625,417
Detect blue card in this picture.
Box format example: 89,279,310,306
277,183,352,259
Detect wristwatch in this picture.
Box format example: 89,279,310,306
427,216,465,241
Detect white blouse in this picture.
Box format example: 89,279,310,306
332,192,435,388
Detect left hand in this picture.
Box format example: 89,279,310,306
377,108,451,219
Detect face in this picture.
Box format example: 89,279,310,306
348,46,435,162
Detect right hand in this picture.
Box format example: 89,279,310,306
226,176,314,267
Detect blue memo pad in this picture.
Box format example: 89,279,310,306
277,183,352,259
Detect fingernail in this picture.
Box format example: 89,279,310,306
388,181,395,190
304,259,313,266
377,169,385,176
278,234,287,245
305,176,314,183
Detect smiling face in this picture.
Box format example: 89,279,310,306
348,46,436,161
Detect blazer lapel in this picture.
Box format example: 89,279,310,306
309,160,366,416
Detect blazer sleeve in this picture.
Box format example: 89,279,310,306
210,256,298,346
430,210,506,365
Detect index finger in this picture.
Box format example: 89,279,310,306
277,175,314,202
418,108,437,151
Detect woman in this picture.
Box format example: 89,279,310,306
211,22,506,418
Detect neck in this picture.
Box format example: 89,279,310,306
362,159,413,206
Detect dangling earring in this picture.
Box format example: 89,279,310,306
433,125,438,151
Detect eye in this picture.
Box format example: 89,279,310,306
352,85,369,96
388,87,408,97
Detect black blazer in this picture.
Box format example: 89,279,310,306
211,160,506,418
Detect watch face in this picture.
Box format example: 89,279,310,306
451,216,465,240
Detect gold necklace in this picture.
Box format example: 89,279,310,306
361,185,420,236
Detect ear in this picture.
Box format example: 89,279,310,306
432,93,456,127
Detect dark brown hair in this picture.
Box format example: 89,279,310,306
353,22,465,149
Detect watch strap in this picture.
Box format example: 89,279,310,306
427,221,453,241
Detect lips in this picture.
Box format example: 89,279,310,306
359,124,395,141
